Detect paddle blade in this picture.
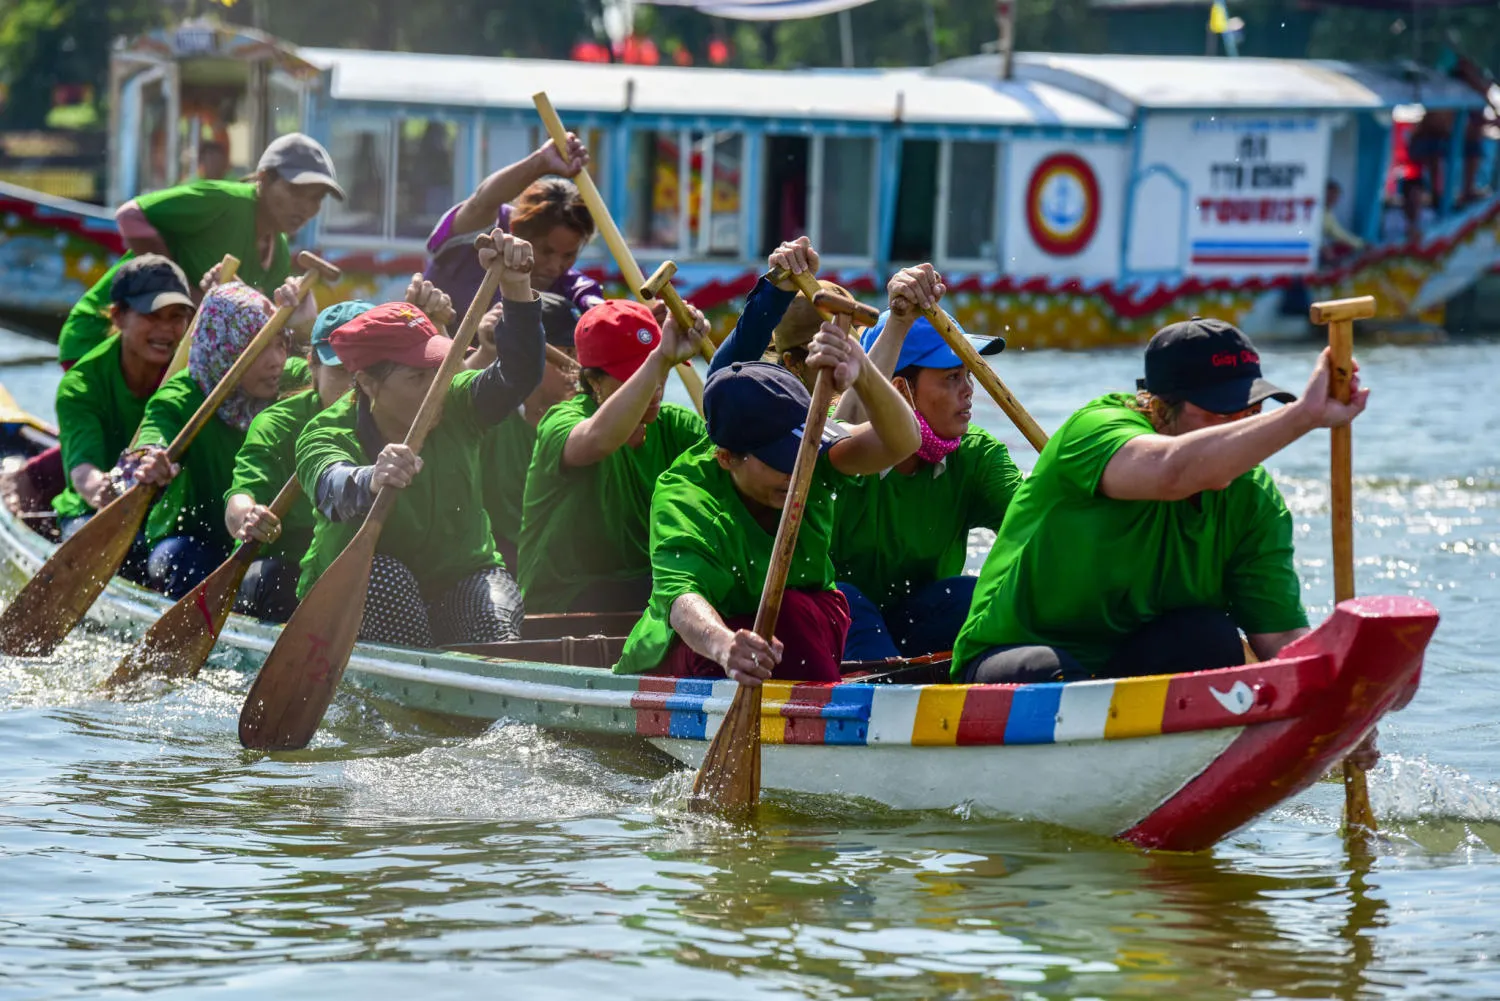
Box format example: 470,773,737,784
104,546,257,690
238,525,378,750
690,684,762,815
0,484,156,656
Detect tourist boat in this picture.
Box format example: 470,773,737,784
0,19,1496,346
0,415,1439,852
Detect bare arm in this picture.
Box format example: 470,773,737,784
562,307,708,468
668,592,782,687
809,326,920,476
116,200,169,257
225,492,282,543
1248,627,1309,661
70,463,115,511
1100,348,1369,502
832,264,943,423
448,134,588,236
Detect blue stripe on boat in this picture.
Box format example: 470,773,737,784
1005,683,1064,744
823,685,875,745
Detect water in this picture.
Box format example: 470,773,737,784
4,333,1500,999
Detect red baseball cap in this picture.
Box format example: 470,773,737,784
328,302,452,373
575,300,660,382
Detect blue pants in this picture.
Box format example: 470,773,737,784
838,576,978,662
61,514,152,585
235,556,301,622
146,536,229,600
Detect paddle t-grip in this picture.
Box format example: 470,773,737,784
639,260,679,300
811,289,880,327
292,250,342,286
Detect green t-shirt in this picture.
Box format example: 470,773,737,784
58,181,293,364
517,394,706,613
952,393,1309,677
226,388,324,560
135,359,309,548
52,336,152,519
295,370,501,599
481,411,537,552
614,444,845,675
831,426,1021,610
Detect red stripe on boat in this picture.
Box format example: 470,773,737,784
782,683,832,745
956,686,1014,745
632,676,678,736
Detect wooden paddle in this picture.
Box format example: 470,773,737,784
920,307,1049,453
689,289,873,815
1310,294,1378,838
639,260,718,368
237,238,512,751
127,255,240,450
103,475,302,690
531,92,707,415
0,252,339,658
0,382,55,436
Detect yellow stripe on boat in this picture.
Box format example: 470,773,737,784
912,685,968,745
1105,675,1172,739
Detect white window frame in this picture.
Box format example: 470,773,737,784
695,130,747,259
935,137,1004,270
319,115,394,247
808,133,881,266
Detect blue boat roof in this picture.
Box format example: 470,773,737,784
299,48,1130,131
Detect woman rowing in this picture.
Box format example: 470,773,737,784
131,280,314,597
294,232,543,647
830,271,1019,661
612,328,921,683
954,318,1369,684
59,133,342,368
424,133,602,317
51,256,195,547
476,291,581,570
516,298,710,614
222,298,371,621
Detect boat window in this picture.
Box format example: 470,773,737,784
760,135,809,256
945,141,999,261
627,128,688,251
396,118,460,240
891,139,938,261
323,120,390,238
817,136,875,258
697,131,744,257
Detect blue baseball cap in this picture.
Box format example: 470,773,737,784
860,311,1005,371
310,299,375,366
704,362,848,475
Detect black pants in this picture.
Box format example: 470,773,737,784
963,607,1246,684
235,556,302,623
565,575,653,614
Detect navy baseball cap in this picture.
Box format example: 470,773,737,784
110,254,194,315
310,299,375,366
860,310,1005,371
704,362,848,475
1142,316,1295,414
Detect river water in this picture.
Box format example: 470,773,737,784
2,333,1498,999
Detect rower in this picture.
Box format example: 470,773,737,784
131,280,315,598
830,274,1018,661
954,317,1369,684
295,233,544,648
612,328,922,683
424,132,602,317
515,299,710,614
58,133,343,368
223,298,372,621
51,256,196,543
474,291,581,571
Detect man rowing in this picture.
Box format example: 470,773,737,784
424,133,602,318
52,256,195,543
954,318,1368,683
295,233,543,647
516,299,710,613
59,133,342,368
830,274,1020,661
613,326,921,683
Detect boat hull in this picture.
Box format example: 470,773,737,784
0,438,1438,851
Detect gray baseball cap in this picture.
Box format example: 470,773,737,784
110,254,194,315
256,132,345,200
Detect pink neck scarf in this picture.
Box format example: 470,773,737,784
915,410,962,465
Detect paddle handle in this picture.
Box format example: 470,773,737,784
165,254,240,382
923,306,1049,453
751,368,836,642
266,474,303,520
533,91,705,416
1328,317,1356,605
406,263,505,457
163,268,324,463
776,269,836,322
